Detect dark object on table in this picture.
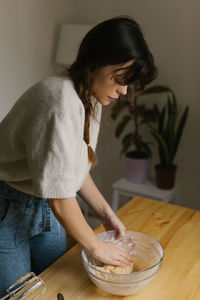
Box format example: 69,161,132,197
57,292,65,300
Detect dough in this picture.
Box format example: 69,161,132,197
95,262,134,274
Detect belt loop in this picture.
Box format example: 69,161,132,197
42,200,51,232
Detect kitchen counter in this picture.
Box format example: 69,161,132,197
37,196,200,299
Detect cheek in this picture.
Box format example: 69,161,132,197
92,78,108,96
99,78,115,94
92,72,116,99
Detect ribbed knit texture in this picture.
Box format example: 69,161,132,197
0,76,102,198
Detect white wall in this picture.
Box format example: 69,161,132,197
66,0,200,209
0,0,72,119
0,0,199,209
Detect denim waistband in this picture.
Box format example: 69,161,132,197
0,180,44,203
0,181,52,232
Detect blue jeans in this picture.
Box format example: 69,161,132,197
0,181,68,298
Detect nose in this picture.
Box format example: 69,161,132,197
117,85,128,95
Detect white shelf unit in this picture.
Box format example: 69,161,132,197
112,177,180,211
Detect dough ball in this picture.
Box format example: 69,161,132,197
95,262,134,275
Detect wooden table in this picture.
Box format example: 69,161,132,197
37,196,200,300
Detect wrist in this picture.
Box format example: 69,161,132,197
101,208,115,221
85,237,102,255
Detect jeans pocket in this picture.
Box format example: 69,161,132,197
15,200,43,247
0,195,11,227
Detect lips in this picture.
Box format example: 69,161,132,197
108,96,118,101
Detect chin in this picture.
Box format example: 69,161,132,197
102,97,113,106
95,97,110,106
102,101,111,106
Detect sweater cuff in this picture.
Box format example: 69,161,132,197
34,188,76,199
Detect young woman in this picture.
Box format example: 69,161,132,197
0,16,157,296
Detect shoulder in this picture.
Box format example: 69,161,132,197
39,76,84,109
23,76,85,119
39,76,75,95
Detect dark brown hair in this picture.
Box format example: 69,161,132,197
68,16,157,166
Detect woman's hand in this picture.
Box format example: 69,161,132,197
102,212,127,239
91,240,133,267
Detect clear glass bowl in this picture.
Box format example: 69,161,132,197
81,230,164,296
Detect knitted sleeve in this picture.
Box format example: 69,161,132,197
24,93,84,199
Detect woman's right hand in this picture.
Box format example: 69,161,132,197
91,240,133,267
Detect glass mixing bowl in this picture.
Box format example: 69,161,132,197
81,230,164,296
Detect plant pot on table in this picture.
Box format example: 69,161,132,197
155,164,177,189
125,151,151,184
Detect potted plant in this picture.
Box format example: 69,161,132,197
110,86,158,183
148,86,189,189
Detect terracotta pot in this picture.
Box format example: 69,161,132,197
155,164,177,189
125,156,151,183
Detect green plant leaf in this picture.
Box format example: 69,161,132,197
137,85,189,167
153,103,160,116
150,129,170,166
165,96,175,157
140,108,158,123
131,133,152,156
140,142,152,157
142,85,173,95
110,98,129,120
171,106,189,162
158,106,166,134
121,133,134,156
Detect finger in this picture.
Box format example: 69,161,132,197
118,249,134,262
119,255,133,265
115,258,132,267
116,249,133,263
117,245,134,259
124,250,134,261
121,254,133,263
116,245,130,255
117,226,127,237
113,259,128,267
116,230,125,239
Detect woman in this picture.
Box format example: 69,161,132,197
0,16,157,296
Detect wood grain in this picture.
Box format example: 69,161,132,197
30,197,200,300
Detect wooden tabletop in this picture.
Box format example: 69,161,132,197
36,196,200,300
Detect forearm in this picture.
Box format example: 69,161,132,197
48,197,100,252
48,196,132,267
79,173,114,220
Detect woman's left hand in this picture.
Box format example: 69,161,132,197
101,213,127,239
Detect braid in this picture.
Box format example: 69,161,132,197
84,109,97,165
79,81,97,166
67,63,98,166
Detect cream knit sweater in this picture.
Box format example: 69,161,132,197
0,76,102,198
